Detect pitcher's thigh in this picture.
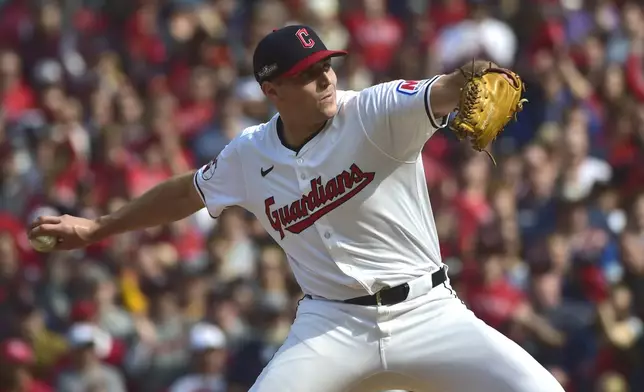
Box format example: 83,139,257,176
431,318,565,392
250,301,380,392
389,302,565,392
248,339,355,392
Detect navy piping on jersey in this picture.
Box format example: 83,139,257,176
276,116,328,155
424,75,443,129
193,171,218,219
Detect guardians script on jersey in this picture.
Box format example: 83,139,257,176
264,163,375,239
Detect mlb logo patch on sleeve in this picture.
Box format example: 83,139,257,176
396,80,425,95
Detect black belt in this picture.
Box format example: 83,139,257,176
305,267,447,306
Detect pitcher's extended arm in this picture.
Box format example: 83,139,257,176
29,171,205,249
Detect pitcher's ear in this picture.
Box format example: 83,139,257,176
261,81,279,100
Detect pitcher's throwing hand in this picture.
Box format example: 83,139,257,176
29,215,98,251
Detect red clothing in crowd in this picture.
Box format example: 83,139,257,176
175,101,216,137
344,11,404,73
528,20,566,64
0,1,29,49
1,81,36,121
593,346,634,384
421,134,451,189
579,265,609,304
428,0,469,32
126,165,172,198
171,225,206,263
0,212,41,267
72,7,108,34
626,52,644,101
0,380,52,392
125,6,167,65
453,192,492,253
0,339,53,392
467,278,525,331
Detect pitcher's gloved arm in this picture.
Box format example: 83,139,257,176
429,60,494,118
444,61,527,164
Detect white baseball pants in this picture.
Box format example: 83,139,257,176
248,281,565,392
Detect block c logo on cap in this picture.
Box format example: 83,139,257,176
296,28,315,48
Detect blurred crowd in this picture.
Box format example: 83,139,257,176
0,0,643,391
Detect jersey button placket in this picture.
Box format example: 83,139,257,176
316,223,359,283
315,221,336,249
295,157,308,191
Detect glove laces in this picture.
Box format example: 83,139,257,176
463,82,480,120
459,62,497,165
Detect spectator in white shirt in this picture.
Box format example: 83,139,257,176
168,322,228,392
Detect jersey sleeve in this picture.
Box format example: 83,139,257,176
193,141,246,218
357,75,449,161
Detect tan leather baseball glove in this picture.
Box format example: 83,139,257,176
449,64,527,164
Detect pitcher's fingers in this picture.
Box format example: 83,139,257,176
29,223,65,238
29,216,62,230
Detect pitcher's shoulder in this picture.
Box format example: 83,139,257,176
228,117,277,150
336,89,360,106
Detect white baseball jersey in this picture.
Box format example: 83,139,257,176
194,76,449,301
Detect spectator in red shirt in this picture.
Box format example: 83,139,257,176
429,0,469,33
124,1,168,67
125,141,173,199
466,240,525,333
0,50,36,121
0,339,52,392
452,153,493,254
175,67,217,137
344,0,404,75
0,1,30,49
623,5,644,101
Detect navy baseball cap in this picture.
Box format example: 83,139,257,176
253,25,347,83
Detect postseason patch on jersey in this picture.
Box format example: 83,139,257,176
395,80,425,95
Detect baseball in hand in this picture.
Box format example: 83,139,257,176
29,235,58,253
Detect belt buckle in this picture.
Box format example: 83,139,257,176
375,291,382,306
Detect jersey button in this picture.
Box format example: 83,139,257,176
300,173,306,180
297,158,303,164
324,231,331,239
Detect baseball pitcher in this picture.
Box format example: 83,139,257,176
29,26,563,392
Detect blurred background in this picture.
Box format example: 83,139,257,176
0,0,643,391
